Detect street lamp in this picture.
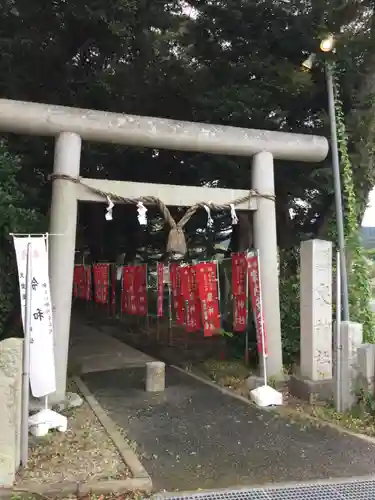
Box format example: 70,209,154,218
320,34,335,53
302,35,350,322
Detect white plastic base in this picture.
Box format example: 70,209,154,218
250,384,283,407
28,408,68,437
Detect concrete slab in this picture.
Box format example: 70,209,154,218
0,338,22,487
69,316,154,375
82,366,375,492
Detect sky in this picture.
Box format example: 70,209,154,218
362,188,375,227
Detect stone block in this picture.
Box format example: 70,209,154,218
0,338,22,487
300,239,333,381
339,321,363,411
288,374,333,404
357,343,375,395
146,361,165,392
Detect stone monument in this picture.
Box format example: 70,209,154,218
0,338,22,486
289,239,333,402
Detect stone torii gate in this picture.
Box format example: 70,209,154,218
0,98,328,401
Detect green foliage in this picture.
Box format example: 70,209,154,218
333,71,375,342
364,248,375,261
279,249,300,366
0,141,41,338
1,0,375,240
219,329,234,338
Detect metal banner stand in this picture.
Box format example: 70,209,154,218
334,251,342,413
249,249,283,407
20,241,32,466
13,233,68,463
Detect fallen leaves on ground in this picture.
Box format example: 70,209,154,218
15,402,131,485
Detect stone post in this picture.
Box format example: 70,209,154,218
0,338,22,487
300,239,333,380
49,132,81,402
146,361,165,392
338,321,363,411
289,240,333,402
251,152,283,379
357,343,375,394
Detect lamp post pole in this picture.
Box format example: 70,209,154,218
325,62,350,321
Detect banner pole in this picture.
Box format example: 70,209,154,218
334,250,342,412
20,240,32,466
248,248,282,407
256,249,268,386
43,234,50,411
156,263,161,343
167,263,173,346
245,252,249,365
145,263,150,333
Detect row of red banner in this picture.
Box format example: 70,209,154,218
72,253,267,350
170,262,220,337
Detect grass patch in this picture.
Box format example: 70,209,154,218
197,359,250,394
308,393,375,437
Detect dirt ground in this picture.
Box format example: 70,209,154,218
15,398,131,486
8,493,146,500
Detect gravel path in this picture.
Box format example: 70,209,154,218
16,400,131,485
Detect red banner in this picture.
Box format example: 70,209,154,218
157,263,164,317
111,265,117,315
179,265,201,332
73,266,80,298
121,266,130,313
121,265,148,315
232,253,248,332
170,263,184,324
247,253,268,355
73,265,86,299
195,262,220,337
233,293,247,332
122,266,136,314
85,266,92,301
134,264,148,316
93,263,109,304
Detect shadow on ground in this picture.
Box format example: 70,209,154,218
82,366,375,492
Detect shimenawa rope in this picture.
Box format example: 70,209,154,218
49,174,275,255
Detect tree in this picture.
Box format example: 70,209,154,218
179,0,375,245
0,141,42,338
2,0,375,252
1,0,375,346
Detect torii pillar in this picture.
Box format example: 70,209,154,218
0,99,329,401
252,151,282,376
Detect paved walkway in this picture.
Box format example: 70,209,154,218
71,315,375,492
79,357,375,492
69,314,154,374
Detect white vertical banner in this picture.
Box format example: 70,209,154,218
13,236,56,397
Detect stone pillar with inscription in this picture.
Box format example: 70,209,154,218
289,239,333,402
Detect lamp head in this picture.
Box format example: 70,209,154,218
320,34,335,53
301,53,316,71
